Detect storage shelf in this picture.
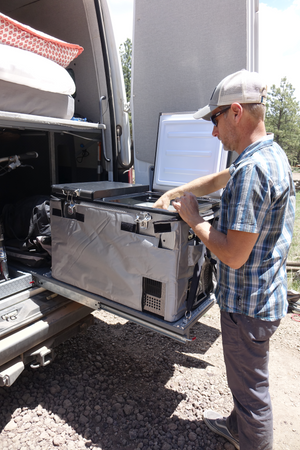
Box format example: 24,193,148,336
0,111,105,134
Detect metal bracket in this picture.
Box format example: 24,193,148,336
135,212,152,229
0,357,25,387
62,189,80,216
99,96,111,162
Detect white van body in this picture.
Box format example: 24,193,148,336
0,0,259,386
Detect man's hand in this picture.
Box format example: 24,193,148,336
172,192,202,227
153,193,171,210
152,169,230,211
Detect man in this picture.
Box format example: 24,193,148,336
153,69,295,450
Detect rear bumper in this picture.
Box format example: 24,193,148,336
0,297,93,387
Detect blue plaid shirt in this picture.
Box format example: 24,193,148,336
215,135,295,321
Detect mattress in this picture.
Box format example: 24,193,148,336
0,79,74,120
0,42,76,119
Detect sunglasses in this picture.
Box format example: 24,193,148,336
211,106,231,127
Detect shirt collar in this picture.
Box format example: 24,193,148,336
232,133,274,168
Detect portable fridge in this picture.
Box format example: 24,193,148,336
51,113,228,322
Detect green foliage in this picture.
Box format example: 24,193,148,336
287,191,300,291
265,77,300,166
119,38,132,102
288,272,300,292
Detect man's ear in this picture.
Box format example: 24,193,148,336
231,103,243,123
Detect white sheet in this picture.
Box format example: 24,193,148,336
0,44,75,95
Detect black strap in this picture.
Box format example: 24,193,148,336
186,249,218,315
186,261,201,314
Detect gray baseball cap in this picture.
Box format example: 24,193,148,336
193,69,268,120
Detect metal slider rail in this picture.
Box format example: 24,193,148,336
32,271,215,344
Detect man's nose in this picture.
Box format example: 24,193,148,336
212,125,218,137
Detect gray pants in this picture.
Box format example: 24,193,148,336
221,311,280,450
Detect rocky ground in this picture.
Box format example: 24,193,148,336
0,303,299,450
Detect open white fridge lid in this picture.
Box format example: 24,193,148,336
153,112,228,198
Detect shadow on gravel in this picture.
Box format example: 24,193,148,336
0,315,222,449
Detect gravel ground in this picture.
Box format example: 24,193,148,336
0,303,299,450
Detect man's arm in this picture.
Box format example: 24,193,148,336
153,168,231,209
173,193,259,269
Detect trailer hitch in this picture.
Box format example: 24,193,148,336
30,345,54,369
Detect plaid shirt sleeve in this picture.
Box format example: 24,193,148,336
226,163,272,234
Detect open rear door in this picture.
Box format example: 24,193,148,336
131,0,259,185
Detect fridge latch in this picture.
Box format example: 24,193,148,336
63,189,80,216
135,212,152,229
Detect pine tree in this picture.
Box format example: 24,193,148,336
265,77,300,166
119,38,132,102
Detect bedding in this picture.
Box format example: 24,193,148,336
0,12,83,68
0,79,74,119
0,44,76,95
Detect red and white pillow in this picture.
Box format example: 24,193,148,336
0,12,83,68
